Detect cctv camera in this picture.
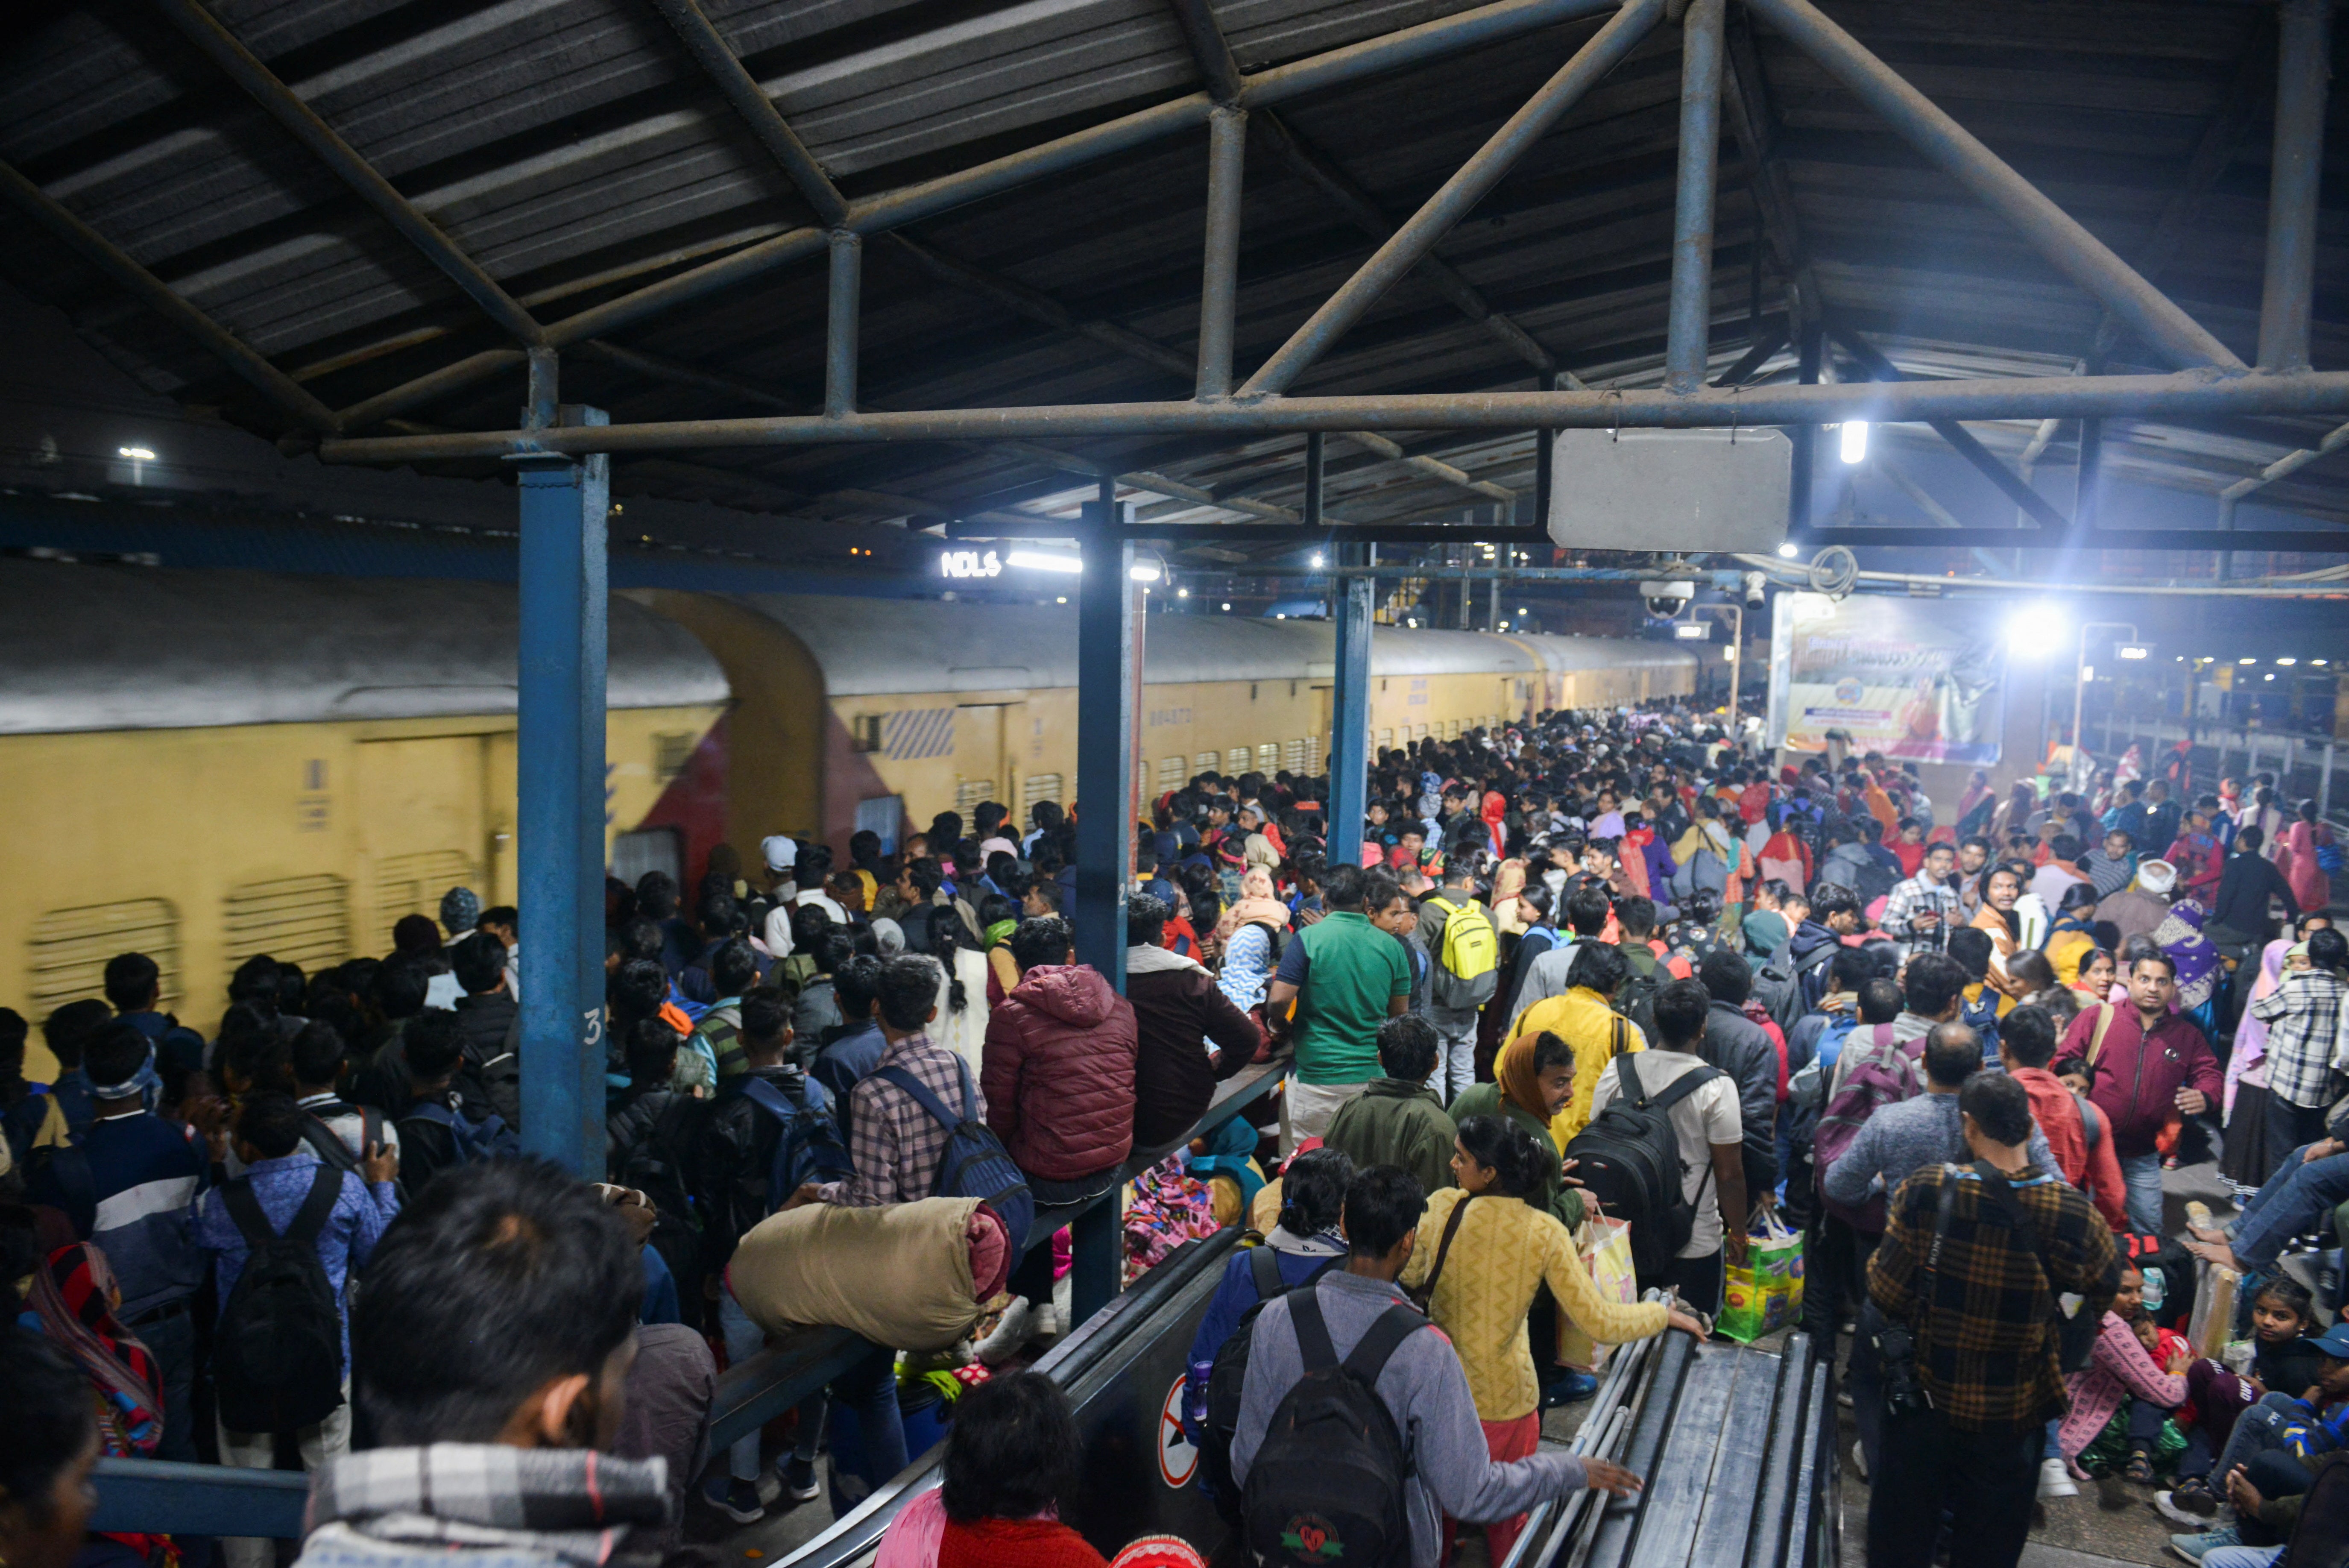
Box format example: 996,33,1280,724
1639,579,1696,618
1743,572,1766,607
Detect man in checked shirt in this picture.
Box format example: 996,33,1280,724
1865,1070,2119,1568
797,953,983,1208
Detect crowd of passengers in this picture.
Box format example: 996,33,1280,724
3,701,2347,1568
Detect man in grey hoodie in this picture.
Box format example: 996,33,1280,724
1231,1166,1645,1568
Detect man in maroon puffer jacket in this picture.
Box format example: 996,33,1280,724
982,915,1139,1201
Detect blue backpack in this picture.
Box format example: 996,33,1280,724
1960,988,2004,1067
876,1062,1035,1254
737,1073,855,1210
403,1099,518,1165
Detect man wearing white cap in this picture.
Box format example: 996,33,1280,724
760,836,798,957
2098,858,2176,948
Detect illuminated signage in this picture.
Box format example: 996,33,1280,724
939,548,1002,579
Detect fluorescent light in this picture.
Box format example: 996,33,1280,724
117,445,156,461
1005,549,1083,574
1128,563,1161,582
1776,542,1800,559
1839,421,1869,464
1054,595,1067,604
2240,657,2257,665
2315,659,2330,667
2276,657,2297,666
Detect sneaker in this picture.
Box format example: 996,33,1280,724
2038,1457,2079,1500
703,1476,764,1525
1850,1440,1868,1482
972,1296,1038,1368
2168,1526,2241,1565
777,1455,820,1505
2156,1485,2221,1526
1540,1370,1599,1407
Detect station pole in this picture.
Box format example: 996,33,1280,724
1329,540,1374,867
513,387,611,1183
1069,489,1135,1326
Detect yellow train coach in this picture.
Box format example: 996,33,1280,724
2,560,1696,1061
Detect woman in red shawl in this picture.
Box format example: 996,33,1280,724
1481,789,1508,856
18,1244,176,1565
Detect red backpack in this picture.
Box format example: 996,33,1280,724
1810,1023,1921,1233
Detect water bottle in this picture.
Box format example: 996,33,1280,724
2140,1260,2166,1315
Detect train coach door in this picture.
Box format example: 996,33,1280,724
356,735,491,951
954,703,1011,820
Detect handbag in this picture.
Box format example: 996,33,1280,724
1406,1194,1474,1312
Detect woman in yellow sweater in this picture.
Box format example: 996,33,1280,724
1401,1115,1701,1563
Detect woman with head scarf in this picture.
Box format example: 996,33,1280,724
2218,938,2290,1190
1481,790,1509,857
1447,1031,1586,1235
16,1244,164,1462
2153,901,2223,1034
1214,868,1289,1020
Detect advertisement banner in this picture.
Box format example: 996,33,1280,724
1767,592,2006,763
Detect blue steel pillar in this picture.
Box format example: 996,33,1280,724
1327,525,1373,870
1069,487,1134,1325
514,402,610,1182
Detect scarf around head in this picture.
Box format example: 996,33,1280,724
24,1244,162,1457
1492,1031,1553,1125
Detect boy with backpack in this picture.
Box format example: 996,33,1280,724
1794,976,1907,1355
694,988,876,1524
1581,978,1747,1313
389,1011,514,1199
1230,1166,1643,1568
606,1019,706,1324
1417,867,1499,1102
193,1091,398,1568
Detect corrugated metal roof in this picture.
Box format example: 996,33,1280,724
3,0,2343,542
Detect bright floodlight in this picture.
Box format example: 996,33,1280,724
1839,421,1869,464
1006,549,1083,574
1776,541,1800,559
1177,587,1189,598
1128,563,1161,582
2006,607,2065,658
119,445,157,461
1310,551,1325,567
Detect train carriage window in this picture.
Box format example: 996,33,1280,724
1283,738,1306,773
611,828,682,892
28,899,180,1017
1157,756,1185,791
1254,743,1278,773
955,780,996,815
1305,736,1321,771
652,732,697,782
374,850,477,953
1378,729,1394,750
1022,774,1062,811
1224,747,1249,773
850,715,883,753
1193,752,1217,777
225,876,351,982
853,797,902,857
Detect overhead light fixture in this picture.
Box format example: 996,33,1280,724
1776,542,1800,559
1310,551,1325,567
2005,606,2065,658
1177,587,1189,598
1005,549,1083,574
1221,601,1231,610
2240,657,2257,665
2118,644,2151,660
2276,657,2298,666
117,445,156,461
1839,421,1869,465
2314,658,2330,667
2265,671,2276,681
1128,563,1161,583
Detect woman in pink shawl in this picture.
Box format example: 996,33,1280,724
2282,800,2332,914
2218,939,2290,1191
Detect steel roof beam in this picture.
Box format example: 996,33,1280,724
1744,0,2243,372
316,368,2349,465
645,0,850,229
1663,0,1725,394
1240,0,1665,398
1720,6,1820,331
1163,0,1245,104
322,0,1628,429
2219,420,2349,523
1252,111,1582,384
0,158,341,434
1829,323,2073,530
1787,527,2349,554
2256,0,2332,373
148,0,544,348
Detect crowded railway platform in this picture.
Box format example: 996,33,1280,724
6,1,2349,1567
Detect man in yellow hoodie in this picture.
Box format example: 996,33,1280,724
1506,940,1644,1145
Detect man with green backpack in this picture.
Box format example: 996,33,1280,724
1416,867,1499,1104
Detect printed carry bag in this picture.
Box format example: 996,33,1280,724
1719,1211,1805,1344
1558,1215,1639,1371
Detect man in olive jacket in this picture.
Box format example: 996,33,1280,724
1324,1014,1459,1199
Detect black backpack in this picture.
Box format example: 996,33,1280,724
1201,1248,1342,1521
1563,1053,1725,1281
737,1073,855,1210
213,1166,347,1433
876,1062,1035,1253
1242,1283,1427,1568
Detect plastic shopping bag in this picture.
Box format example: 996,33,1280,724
1557,1216,1638,1371
1719,1211,1804,1344
2186,1260,2239,1362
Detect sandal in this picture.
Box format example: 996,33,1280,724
2124,1452,2158,1485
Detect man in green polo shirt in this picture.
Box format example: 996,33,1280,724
1265,862,1412,1153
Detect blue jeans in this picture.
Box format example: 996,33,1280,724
2202,1549,2282,1568
718,1287,907,1497
2120,1150,2166,1235
2228,1145,2349,1273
